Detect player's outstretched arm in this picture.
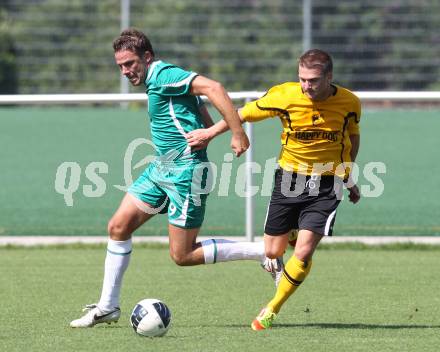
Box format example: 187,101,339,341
349,134,360,162
187,105,216,151
347,134,361,204
190,75,249,157
198,104,215,128
186,114,242,151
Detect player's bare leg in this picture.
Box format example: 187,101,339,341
168,225,204,265
293,229,322,263
168,224,283,285
252,230,321,330
107,193,158,241
70,194,156,328
167,224,269,265
263,232,289,258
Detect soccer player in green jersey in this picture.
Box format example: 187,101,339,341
70,28,282,328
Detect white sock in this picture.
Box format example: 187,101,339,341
98,238,132,311
201,239,265,264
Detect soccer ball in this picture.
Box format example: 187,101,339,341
130,298,171,337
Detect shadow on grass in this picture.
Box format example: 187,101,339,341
193,322,440,330
273,322,440,330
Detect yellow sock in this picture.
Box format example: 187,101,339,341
267,255,312,314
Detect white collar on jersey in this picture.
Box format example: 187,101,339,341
146,60,162,83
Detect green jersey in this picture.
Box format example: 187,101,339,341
144,60,207,163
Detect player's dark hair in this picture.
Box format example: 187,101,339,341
113,28,155,57
299,49,333,75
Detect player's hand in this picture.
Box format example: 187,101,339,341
347,184,361,204
230,130,249,157
185,129,213,151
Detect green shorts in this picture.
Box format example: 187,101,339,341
128,160,212,229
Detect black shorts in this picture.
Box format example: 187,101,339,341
264,168,343,236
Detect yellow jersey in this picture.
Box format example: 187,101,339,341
240,82,361,179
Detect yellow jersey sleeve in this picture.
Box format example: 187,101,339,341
240,85,289,122
347,95,362,135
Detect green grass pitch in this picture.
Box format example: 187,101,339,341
1,244,439,352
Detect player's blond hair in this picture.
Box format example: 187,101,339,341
299,49,333,75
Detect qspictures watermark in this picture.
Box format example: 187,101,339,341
54,138,386,207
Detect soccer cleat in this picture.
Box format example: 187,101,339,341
261,256,284,287
288,229,299,248
251,307,277,331
70,304,121,328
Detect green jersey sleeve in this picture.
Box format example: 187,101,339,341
154,66,198,96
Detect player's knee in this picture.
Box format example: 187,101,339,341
169,250,191,266
107,218,130,240
294,246,314,262
265,247,285,259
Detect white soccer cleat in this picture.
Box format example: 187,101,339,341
70,304,121,328
261,256,284,287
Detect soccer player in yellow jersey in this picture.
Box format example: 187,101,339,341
186,49,361,330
